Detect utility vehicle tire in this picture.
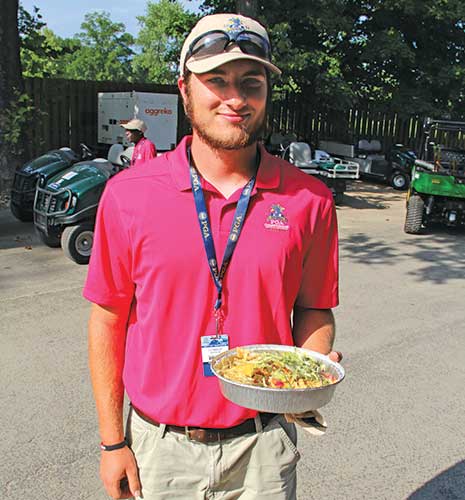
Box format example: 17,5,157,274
37,229,61,247
61,224,94,265
334,192,344,205
390,171,409,191
10,203,33,222
404,195,424,234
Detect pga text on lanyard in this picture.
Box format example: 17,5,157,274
189,150,258,376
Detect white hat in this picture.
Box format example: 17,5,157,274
180,13,281,76
121,119,147,133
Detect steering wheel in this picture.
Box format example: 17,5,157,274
120,155,131,169
80,143,93,159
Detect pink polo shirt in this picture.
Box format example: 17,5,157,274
131,136,156,167
83,136,338,428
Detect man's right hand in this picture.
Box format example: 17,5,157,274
100,447,141,499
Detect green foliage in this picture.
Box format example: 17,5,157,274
0,90,34,156
60,11,135,81
19,5,68,77
133,0,198,84
201,0,465,116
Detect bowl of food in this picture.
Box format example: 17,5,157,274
211,344,345,413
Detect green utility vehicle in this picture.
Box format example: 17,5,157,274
10,144,94,221
287,142,359,205
33,144,132,264
404,119,465,234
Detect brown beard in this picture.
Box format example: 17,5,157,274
183,85,266,151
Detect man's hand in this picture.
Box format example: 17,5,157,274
285,350,343,436
328,350,343,363
100,447,141,499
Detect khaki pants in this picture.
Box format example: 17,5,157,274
127,408,300,500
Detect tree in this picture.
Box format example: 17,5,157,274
18,4,79,78
61,11,134,81
346,0,465,115
0,0,23,108
133,0,198,84
0,0,25,185
201,0,465,116
236,0,258,17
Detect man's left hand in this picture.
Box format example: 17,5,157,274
284,350,342,435
328,350,343,363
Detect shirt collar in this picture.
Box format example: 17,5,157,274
168,136,281,192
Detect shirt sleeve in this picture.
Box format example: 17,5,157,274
83,185,135,307
295,198,339,309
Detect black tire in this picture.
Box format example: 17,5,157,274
37,229,61,247
61,224,94,264
334,191,344,205
390,171,409,191
10,202,33,222
404,195,424,234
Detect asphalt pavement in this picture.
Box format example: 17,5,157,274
1,180,464,500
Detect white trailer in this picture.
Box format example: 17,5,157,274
98,91,178,151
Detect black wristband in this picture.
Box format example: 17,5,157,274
100,439,128,451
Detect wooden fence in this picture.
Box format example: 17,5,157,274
24,78,190,157
269,92,465,153
24,78,465,158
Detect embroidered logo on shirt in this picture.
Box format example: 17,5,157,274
264,204,289,231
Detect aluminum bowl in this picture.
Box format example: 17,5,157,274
211,344,345,414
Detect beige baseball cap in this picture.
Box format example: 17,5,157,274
180,13,281,76
121,118,147,133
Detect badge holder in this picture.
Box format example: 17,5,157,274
201,307,229,377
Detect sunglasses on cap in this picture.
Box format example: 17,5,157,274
185,30,272,64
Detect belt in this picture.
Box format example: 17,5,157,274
131,405,278,444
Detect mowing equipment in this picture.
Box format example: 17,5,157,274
404,119,465,234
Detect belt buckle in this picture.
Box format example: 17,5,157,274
185,427,220,443
185,427,207,442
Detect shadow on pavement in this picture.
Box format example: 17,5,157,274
407,460,465,499
343,181,406,210
0,209,39,250
341,228,465,284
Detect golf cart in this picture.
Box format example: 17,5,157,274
10,144,95,221
319,139,415,190
33,144,132,264
265,132,298,156
404,119,465,234
286,142,360,205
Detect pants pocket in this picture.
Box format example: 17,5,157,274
277,420,300,459
126,407,155,453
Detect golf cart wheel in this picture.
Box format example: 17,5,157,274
334,192,344,205
404,195,424,234
390,171,409,191
61,224,94,265
10,203,33,222
37,229,61,248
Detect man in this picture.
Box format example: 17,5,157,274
85,13,340,500
121,118,157,166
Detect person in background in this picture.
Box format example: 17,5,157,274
121,118,156,166
86,12,341,500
